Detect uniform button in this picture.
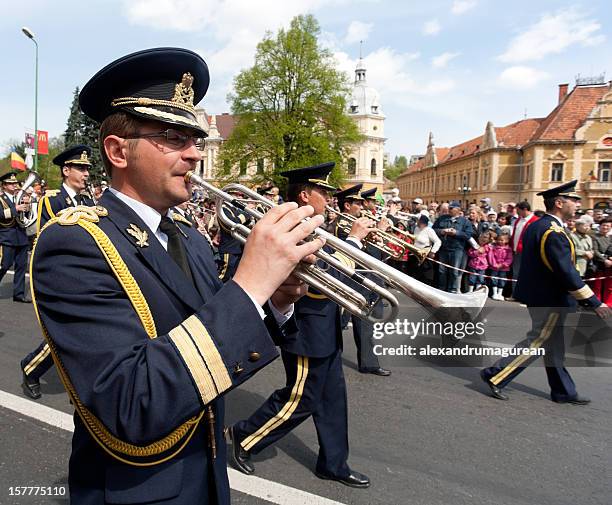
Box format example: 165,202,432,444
248,352,261,362
233,363,244,374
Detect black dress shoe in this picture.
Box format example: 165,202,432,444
315,470,370,488
480,370,508,401
22,372,41,400
13,297,32,303
553,394,591,405
360,367,391,377
228,425,254,474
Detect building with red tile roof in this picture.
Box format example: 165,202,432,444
396,80,612,209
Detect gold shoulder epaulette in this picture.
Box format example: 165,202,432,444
45,190,61,197
173,213,192,226
55,205,108,226
549,222,564,233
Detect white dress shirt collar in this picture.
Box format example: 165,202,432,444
546,213,564,227
62,183,78,203
108,187,171,249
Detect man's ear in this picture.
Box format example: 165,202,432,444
104,135,129,170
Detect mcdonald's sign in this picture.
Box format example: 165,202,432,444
37,130,49,155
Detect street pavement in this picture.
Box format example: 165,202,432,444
0,273,611,505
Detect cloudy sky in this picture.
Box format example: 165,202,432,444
1,0,609,159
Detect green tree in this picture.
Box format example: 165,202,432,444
64,87,104,181
218,14,362,187
384,155,408,181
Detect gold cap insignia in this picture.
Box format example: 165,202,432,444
172,72,195,109
80,151,89,162
126,223,149,247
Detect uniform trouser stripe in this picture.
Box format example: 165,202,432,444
241,356,309,452
23,343,50,376
490,312,558,385
218,253,229,280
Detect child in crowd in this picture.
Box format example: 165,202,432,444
467,232,491,292
488,232,513,300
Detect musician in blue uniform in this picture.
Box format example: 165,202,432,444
20,145,95,400
229,163,374,488
30,47,324,505
216,197,251,282
0,172,30,303
339,186,391,376
36,145,94,231
480,180,611,403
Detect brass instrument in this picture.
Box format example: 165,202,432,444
185,171,488,322
15,170,41,228
85,182,97,205
331,208,431,264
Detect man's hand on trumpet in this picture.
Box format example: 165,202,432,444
347,216,378,242
233,202,325,308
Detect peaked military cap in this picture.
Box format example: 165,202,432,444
79,47,209,136
360,187,378,200
335,184,364,203
537,179,581,200
0,171,19,184
280,162,337,191
53,145,92,167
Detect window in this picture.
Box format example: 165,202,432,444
551,162,563,182
483,169,488,186
239,159,247,176
256,158,264,174
599,161,611,182
370,158,377,176
350,105,358,113
348,157,356,175
371,105,378,114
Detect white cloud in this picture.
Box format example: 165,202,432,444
422,19,441,36
451,0,477,15
431,52,460,68
498,66,549,89
498,7,605,63
124,0,335,76
345,20,373,44
334,48,453,99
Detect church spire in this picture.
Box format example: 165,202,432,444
355,40,366,84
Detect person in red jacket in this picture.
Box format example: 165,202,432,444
507,201,538,300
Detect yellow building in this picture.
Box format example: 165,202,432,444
396,80,612,209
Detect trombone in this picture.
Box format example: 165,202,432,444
185,171,488,322
15,170,41,228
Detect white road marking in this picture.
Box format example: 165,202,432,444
0,390,345,505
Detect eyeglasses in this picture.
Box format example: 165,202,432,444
124,129,205,150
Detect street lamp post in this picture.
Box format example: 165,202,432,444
457,181,472,209
22,27,38,172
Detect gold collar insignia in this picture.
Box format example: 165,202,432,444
126,224,149,247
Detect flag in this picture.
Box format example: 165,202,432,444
10,152,26,171
37,130,49,155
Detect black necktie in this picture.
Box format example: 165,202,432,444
75,194,85,205
159,216,194,283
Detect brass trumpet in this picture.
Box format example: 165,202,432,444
185,171,488,322
331,208,431,264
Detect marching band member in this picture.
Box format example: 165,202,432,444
30,47,323,504
230,163,374,488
